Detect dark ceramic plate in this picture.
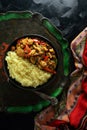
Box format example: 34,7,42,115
4,34,59,91
0,11,70,113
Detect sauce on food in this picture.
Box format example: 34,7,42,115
11,37,57,74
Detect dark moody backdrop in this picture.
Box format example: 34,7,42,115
0,0,87,130
0,0,87,42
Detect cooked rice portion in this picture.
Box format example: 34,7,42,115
5,51,52,88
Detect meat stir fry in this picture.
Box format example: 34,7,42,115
11,37,57,74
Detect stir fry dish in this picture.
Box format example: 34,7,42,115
11,37,57,74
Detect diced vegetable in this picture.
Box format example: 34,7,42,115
43,67,56,74
12,37,57,74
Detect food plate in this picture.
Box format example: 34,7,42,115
0,11,70,113
4,34,59,91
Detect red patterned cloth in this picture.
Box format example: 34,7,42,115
34,27,87,130
83,38,87,67
69,28,87,129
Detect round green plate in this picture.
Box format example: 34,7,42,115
0,11,70,113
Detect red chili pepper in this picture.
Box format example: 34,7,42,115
43,67,56,74
24,44,31,53
44,55,49,61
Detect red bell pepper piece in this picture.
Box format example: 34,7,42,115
44,55,49,61
24,44,31,53
43,67,56,74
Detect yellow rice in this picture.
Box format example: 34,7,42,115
5,51,52,88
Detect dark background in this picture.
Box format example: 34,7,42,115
0,0,87,129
